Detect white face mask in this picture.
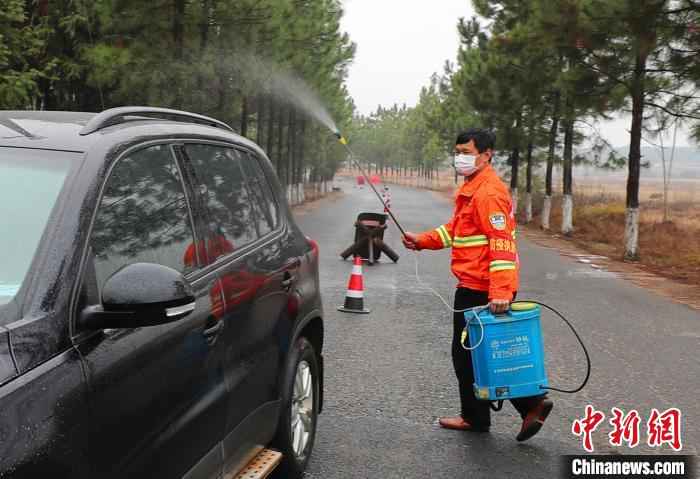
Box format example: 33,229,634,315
454,153,478,176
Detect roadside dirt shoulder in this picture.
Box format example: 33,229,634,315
292,190,343,216
522,226,700,311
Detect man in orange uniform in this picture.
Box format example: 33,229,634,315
402,129,552,441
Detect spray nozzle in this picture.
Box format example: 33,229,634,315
333,131,348,145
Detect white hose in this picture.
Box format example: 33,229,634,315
461,308,485,351
411,250,487,350
411,250,475,313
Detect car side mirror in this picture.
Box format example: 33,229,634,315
79,263,196,330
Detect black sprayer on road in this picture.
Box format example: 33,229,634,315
333,131,408,237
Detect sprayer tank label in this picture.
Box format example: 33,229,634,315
490,335,531,360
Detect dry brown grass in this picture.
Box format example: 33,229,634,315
576,176,700,203
568,177,700,284
533,196,700,285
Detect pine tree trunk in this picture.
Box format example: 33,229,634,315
266,98,275,158
287,108,295,204
298,118,307,203
665,119,679,222
625,52,647,260
199,0,210,50
277,104,285,180
197,0,211,93
216,76,227,123
542,196,552,230
562,194,573,235
172,0,186,108
510,147,519,213
256,95,264,146
562,117,574,235
240,96,249,138
525,141,533,223
543,91,560,230
173,0,185,58
625,208,640,258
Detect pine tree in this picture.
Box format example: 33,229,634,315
0,0,51,108
575,0,700,259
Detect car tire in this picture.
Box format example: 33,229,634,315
272,337,319,479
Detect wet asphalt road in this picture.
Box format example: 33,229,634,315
295,177,699,478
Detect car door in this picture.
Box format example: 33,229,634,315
179,143,297,471
74,143,227,479
0,148,92,478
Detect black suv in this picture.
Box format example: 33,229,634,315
0,108,324,479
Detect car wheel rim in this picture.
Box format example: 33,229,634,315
291,360,314,459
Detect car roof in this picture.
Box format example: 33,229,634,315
0,111,96,152
0,110,257,154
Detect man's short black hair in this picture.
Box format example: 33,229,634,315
455,128,496,153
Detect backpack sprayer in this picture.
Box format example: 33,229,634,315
333,130,590,407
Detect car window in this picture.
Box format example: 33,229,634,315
91,144,196,290
239,151,279,236
183,144,259,265
0,148,76,306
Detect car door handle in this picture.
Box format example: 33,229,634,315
203,320,223,338
281,271,296,290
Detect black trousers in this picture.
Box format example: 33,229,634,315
452,287,545,429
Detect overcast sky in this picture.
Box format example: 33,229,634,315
340,0,694,148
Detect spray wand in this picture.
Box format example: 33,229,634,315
334,131,408,237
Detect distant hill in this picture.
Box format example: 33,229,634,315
576,146,700,179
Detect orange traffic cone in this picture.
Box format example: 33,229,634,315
338,255,370,314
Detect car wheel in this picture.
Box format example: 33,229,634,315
272,337,319,478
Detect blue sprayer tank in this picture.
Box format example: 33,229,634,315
465,302,548,401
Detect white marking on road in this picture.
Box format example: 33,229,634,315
675,331,700,339
569,253,609,260
566,269,619,279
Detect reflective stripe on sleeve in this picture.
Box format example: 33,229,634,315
436,225,452,247
453,234,488,248
489,260,517,272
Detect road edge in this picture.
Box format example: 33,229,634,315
522,226,700,311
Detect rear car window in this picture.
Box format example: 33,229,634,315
183,144,260,264
239,151,279,236
91,144,196,290
0,148,76,306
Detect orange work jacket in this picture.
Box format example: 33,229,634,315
416,164,519,300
